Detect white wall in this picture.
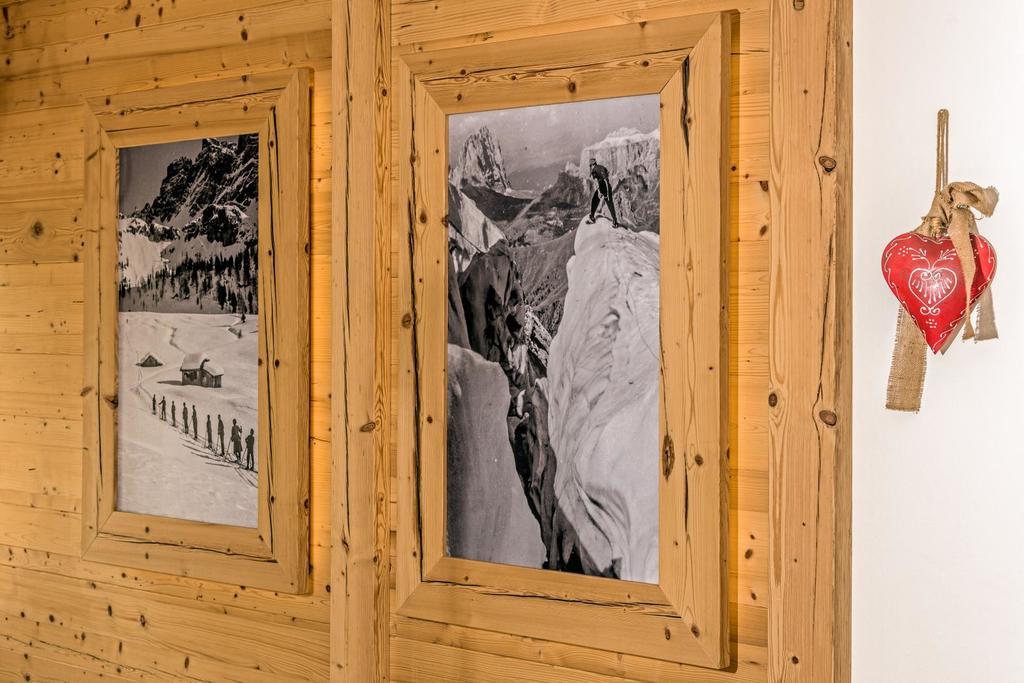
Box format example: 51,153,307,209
854,2,1024,681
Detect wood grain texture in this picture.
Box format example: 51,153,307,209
331,0,392,680
343,0,833,678
0,1,333,679
767,0,852,681
663,11,732,667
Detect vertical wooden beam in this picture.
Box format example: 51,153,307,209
331,0,391,680
768,0,852,682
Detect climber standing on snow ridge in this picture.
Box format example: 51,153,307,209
585,157,619,228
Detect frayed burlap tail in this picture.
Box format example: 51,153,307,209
886,308,928,412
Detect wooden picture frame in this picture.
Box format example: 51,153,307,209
392,12,730,668
81,69,312,594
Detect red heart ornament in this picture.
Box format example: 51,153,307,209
882,232,997,353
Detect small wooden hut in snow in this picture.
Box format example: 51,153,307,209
180,353,224,388
138,353,163,367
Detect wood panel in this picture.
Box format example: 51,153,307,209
767,0,853,681
339,0,771,680
330,0,392,680
0,0,332,680
335,0,850,680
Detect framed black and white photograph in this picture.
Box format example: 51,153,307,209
392,12,731,667
117,136,260,528
82,69,312,593
444,96,662,583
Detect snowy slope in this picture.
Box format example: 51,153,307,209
545,216,660,583
117,312,259,527
118,226,166,286
446,343,545,568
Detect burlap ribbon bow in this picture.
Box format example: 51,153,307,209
885,181,999,411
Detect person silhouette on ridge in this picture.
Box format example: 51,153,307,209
585,157,619,228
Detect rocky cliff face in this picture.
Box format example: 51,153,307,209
450,126,512,194
447,183,507,274
453,241,548,396
579,127,660,188
511,230,575,335
137,135,258,235
544,216,660,583
446,344,546,568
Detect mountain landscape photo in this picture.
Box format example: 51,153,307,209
445,95,662,583
115,135,260,528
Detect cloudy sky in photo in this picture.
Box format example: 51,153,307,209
449,94,659,178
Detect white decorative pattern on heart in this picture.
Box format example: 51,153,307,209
908,265,957,314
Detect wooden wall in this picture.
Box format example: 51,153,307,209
382,1,774,680
0,1,333,680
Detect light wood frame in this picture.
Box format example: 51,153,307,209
391,12,730,669
332,0,852,681
81,69,313,594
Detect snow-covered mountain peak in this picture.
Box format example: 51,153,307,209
135,134,258,240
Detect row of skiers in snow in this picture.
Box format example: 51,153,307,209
152,394,255,472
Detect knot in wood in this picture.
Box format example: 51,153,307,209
819,409,838,426
662,434,675,478
818,155,837,173
768,391,778,407
793,0,805,9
